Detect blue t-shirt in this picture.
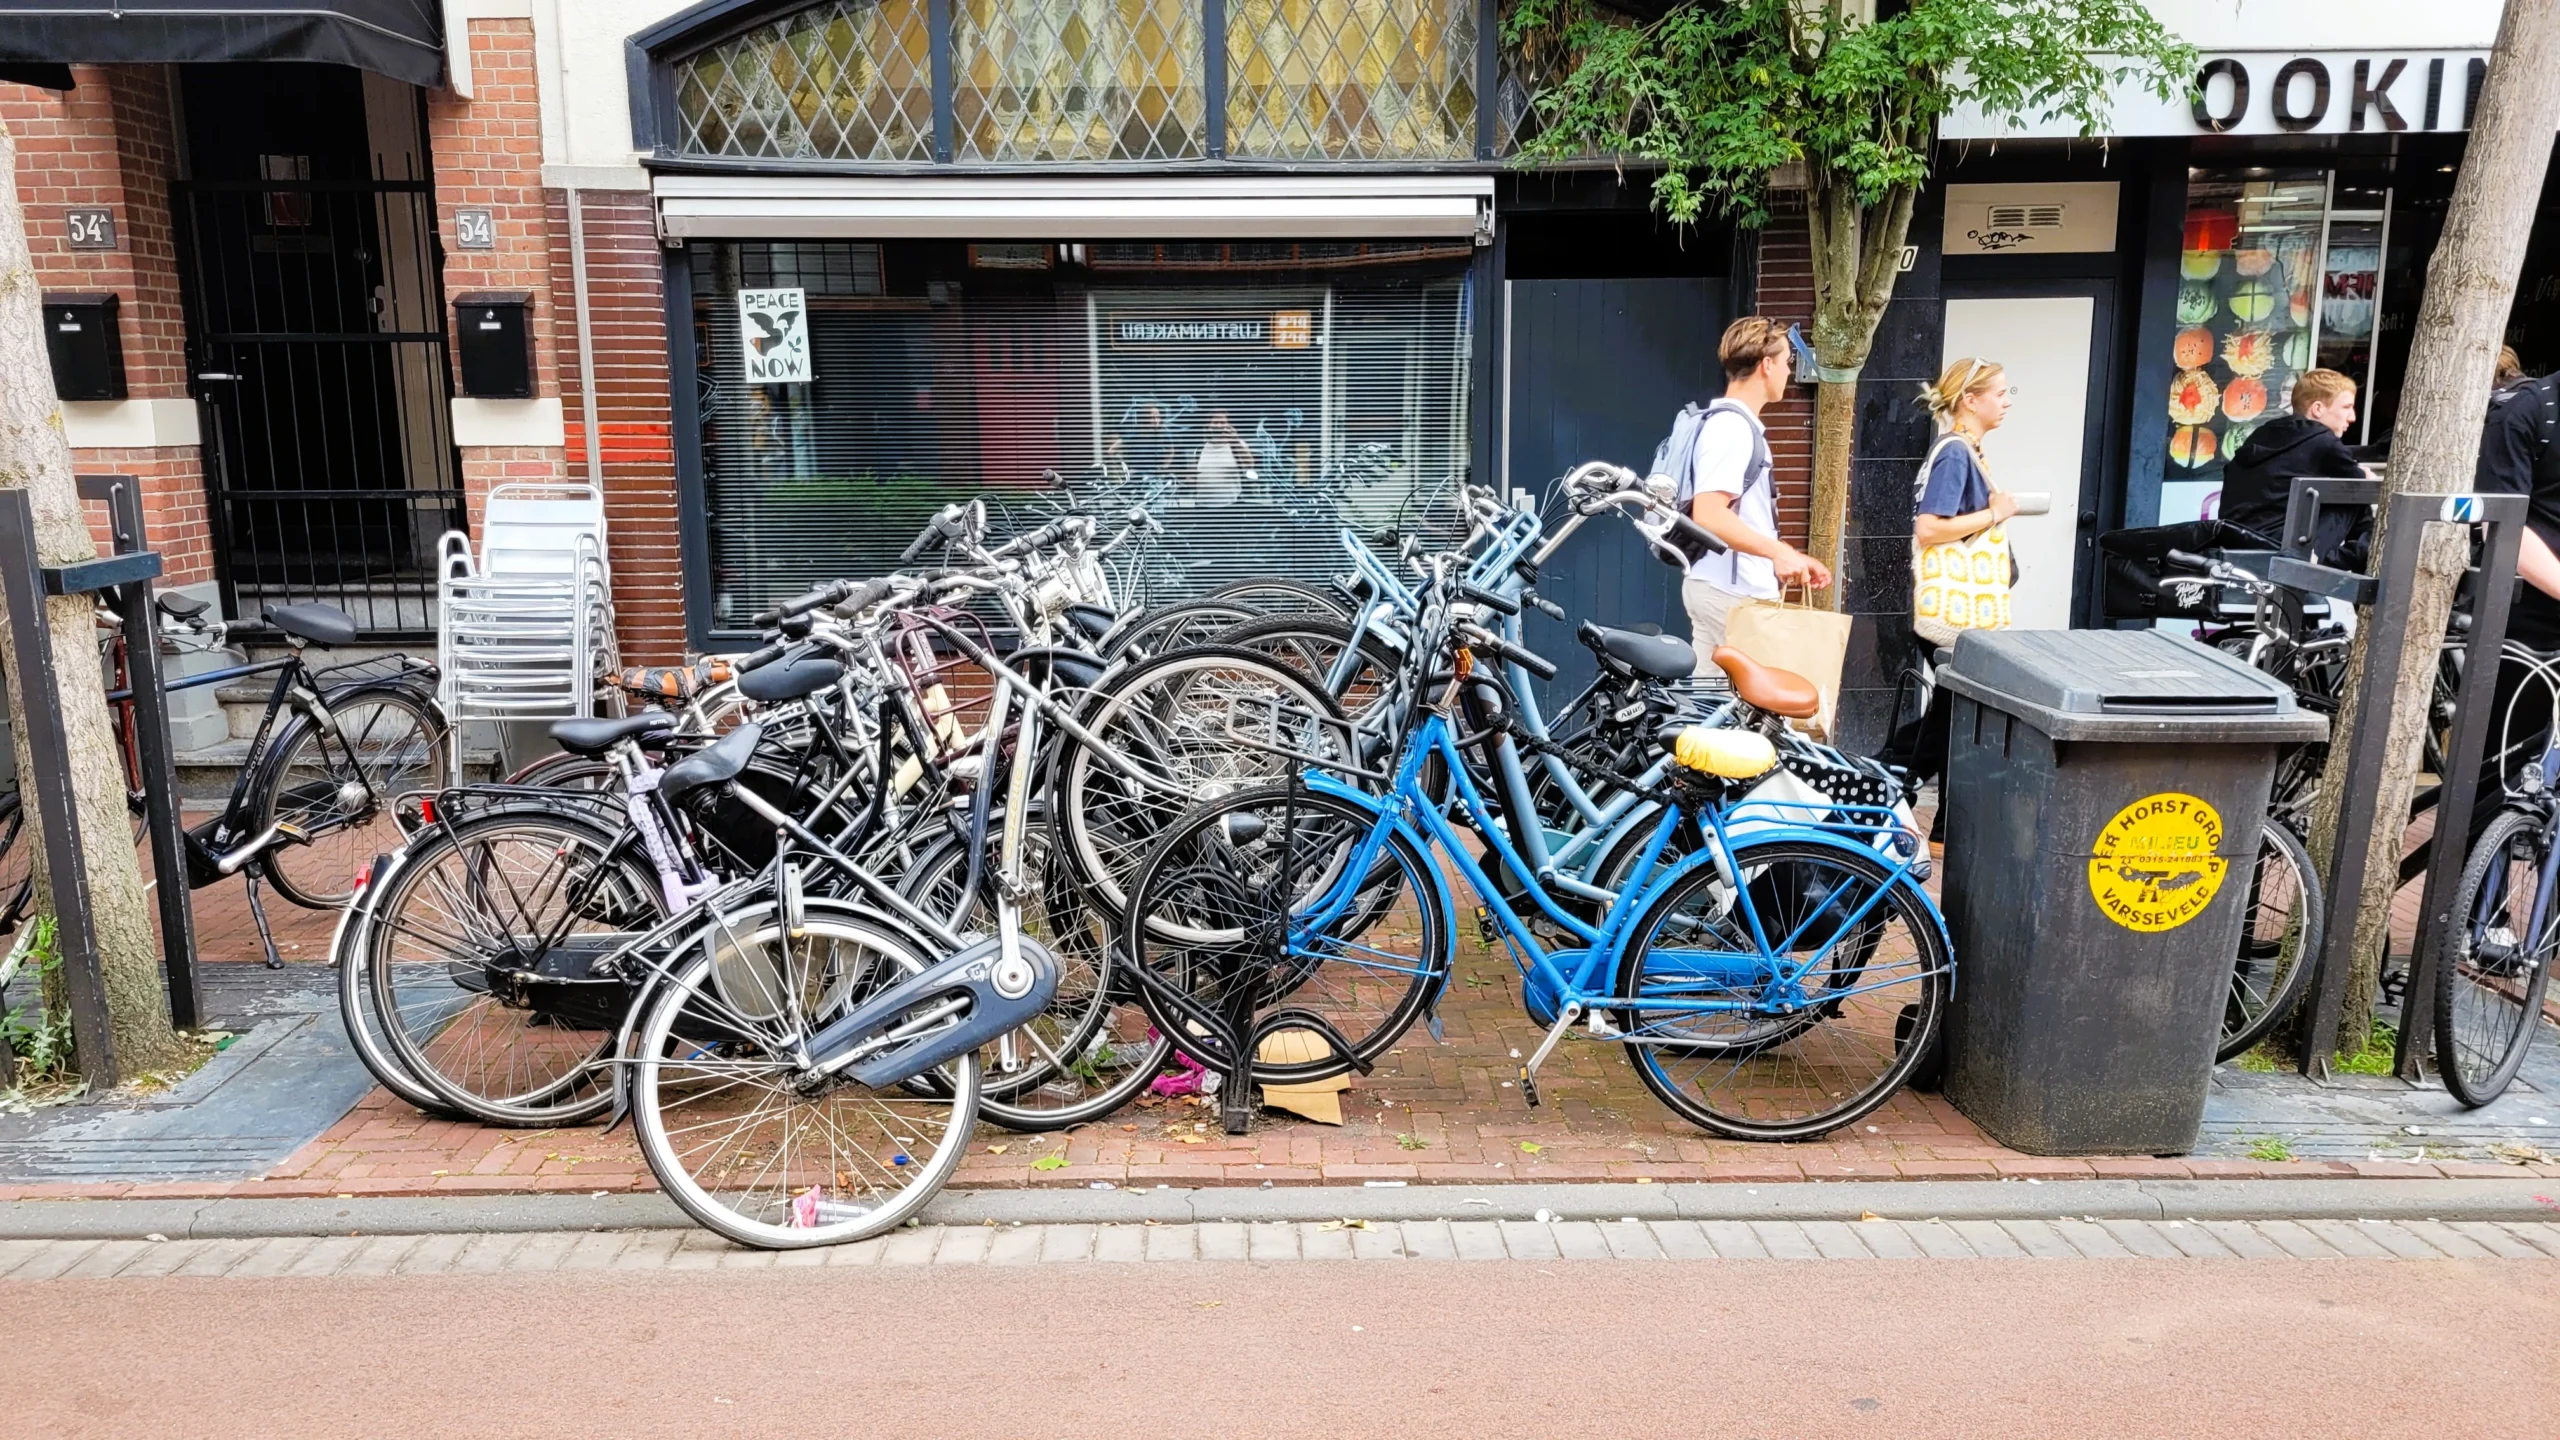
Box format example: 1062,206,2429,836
1915,437,1990,519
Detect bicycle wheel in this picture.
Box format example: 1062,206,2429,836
2218,818,2324,1061
1054,644,1352,923
333,856,473,1120
366,811,662,1126
1221,613,1401,725
631,912,979,1249
2436,808,2559,1106
1122,783,1446,1084
1615,838,1950,1141
258,684,451,909
898,817,1168,1130
1204,579,1349,619
1095,600,1255,661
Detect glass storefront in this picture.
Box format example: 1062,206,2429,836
2157,168,2404,529
690,238,1474,624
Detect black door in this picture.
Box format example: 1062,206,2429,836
1504,277,1727,709
173,63,463,637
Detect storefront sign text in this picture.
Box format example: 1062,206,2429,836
1944,50,2492,139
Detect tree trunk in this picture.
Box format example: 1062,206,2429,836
1801,175,1919,610
2304,0,2560,1065
1808,378,1858,593
0,117,182,1080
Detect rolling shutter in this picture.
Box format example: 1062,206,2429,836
691,238,1475,629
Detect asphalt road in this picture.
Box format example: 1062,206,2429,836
20,1258,2560,1438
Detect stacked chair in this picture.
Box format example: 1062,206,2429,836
435,483,620,729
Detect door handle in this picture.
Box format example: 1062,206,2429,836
196,372,242,382
2078,511,2098,528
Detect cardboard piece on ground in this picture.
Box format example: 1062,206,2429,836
1257,1028,1348,1125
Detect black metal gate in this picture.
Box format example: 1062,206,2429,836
175,175,465,637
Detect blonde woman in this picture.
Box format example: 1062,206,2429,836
1891,357,2017,798
1914,357,2018,561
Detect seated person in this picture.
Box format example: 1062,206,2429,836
2216,368,2370,565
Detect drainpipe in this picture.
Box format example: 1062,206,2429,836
566,186,603,489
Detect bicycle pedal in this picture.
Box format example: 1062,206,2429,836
1473,905,1499,948
1518,1067,1541,1107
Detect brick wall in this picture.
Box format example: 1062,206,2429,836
426,18,566,521
2,65,214,582
550,191,687,666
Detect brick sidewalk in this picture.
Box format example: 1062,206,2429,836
29,801,2523,1205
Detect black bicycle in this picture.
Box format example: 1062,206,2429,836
2435,668,2560,1106
0,597,450,963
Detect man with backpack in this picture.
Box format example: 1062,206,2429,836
1668,317,1831,664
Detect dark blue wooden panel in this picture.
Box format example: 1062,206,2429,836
1503,277,1726,711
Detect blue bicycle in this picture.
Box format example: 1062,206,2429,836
1121,552,1952,1140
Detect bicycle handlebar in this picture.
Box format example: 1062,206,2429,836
1463,625,1558,681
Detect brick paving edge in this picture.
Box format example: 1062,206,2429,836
1,1177,2556,1241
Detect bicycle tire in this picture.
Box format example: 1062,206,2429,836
2217,817,2323,1062
1052,644,1353,925
1614,838,1950,1141
2435,808,2559,1106
1095,600,1256,662
897,817,1169,1131
631,913,980,1249
1121,783,1447,1085
256,684,451,909
366,807,662,1126
331,854,474,1120
1219,613,1401,726
1203,579,1350,619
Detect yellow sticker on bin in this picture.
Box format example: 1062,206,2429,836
2088,792,2227,933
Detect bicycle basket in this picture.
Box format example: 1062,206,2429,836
2097,520,2270,622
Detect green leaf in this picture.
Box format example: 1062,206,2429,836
1031,1154,1069,1172
1519,1141,1543,1154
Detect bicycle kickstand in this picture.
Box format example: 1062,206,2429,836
1518,1002,1582,1109
243,872,284,970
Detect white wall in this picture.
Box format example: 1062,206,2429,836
2141,0,2502,50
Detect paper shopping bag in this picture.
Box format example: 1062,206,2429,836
1724,592,1853,739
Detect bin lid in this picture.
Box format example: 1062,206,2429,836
1937,629,2329,743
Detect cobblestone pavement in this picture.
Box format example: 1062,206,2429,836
6,1213,2560,1277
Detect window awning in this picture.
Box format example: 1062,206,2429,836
0,1,444,88
653,174,1495,244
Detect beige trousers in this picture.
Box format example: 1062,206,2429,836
1681,578,1753,675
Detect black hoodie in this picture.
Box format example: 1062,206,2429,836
2216,413,2366,560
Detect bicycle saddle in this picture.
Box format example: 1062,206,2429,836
735,648,843,705
1710,645,1819,720
659,722,762,803
613,657,734,700
264,603,357,648
1581,622,1696,681
549,712,672,756
155,592,211,621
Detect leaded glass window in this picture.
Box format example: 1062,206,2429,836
674,0,936,161
952,0,1206,161
1226,0,1478,160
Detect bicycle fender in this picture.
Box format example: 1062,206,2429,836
1627,826,1953,955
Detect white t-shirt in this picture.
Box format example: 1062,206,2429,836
1689,407,1777,598
1188,442,1244,507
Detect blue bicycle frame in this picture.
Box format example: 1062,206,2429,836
1286,713,1947,1047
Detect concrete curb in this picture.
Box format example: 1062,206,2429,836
3,1177,2555,1240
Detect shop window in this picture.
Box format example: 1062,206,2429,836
673,0,936,162
1226,0,1478,160
2158,170,2397,529
689,240,1473,626
952,0,1206,161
